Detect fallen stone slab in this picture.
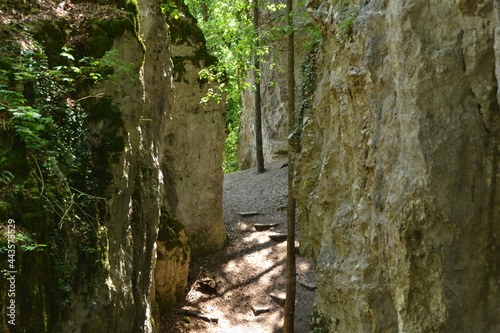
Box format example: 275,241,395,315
253,223,280,231
237,211,259,217
178,307,219,323
269,233,287,243
270,293,286,307
198,314,219,323
299,281,317,291
251,306,270,315
178,308,202,317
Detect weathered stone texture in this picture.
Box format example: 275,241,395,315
61,0,224,331
163,0,227,256
295,0,500,331
238,53,289,169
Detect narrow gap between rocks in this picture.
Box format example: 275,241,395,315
161,159,317,333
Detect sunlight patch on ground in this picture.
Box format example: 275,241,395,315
231,221,252,233
297,257,314,273
241,231,271,245
204,310,283,333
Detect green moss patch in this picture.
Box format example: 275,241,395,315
172,48,218,83
310,309,334,333
32,19,69,66
165,0,207,46
157,206,186,251
88,16,135,58
81,97,125,194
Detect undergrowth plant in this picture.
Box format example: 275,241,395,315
0,23,128,326
337,6,360,39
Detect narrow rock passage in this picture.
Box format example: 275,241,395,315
162,159,316,332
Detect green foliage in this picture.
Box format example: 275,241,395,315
161,0,185,19
184,0,320,172
184,0,271,173
298,45,318,114
184,0,242,171
330,0,360,40
0,23,129,329
223,123,239,173
338,7,360,39
309,309,334,332
0,228,46,254
332,0,350,7
56,48,136,88
296,1,322,51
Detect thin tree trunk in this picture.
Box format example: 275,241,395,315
199,0,209,22
253,0,265,173
283,0,296,331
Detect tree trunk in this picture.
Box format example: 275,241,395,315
283,0,296,331
253,0,265,173
199,0,209,22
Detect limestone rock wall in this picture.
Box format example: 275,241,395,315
163,0,227,255
295,0,500,331
238,45,289,169
70,0,226,330
0,0,224,332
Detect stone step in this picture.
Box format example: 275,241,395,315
269,233,287,243
237,211,259,217
253,223,280,231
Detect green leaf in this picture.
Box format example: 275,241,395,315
60,52,75,61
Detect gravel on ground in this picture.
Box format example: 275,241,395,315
162,158,317,333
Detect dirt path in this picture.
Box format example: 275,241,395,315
162,159,317,333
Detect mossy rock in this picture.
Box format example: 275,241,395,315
0,201,12,221
87,15,136,58
109,0,139,16
21,211,49,231
0,135,30,180
88,35,114,58
165,0,207,46
157,206,186,250
310,309,334,333
84,98,124,129
172,48,217,83
31,19,69,66
16,249,56,331
0,58,15,83
82,98,125,195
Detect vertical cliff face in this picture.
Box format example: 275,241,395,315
238,40,290,169
295,0,500,331
163,0,227,256
0,0,225,332
71,0,226,330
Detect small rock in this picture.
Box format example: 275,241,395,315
251,306,270,315
237,211,259,217
199,314,219,323
178,308,202,317
197,278,217,294
270,293,286,307
280,162,288,168
269,233,287,243
179,307,219,323
299,281,317,291
253,223,280,231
